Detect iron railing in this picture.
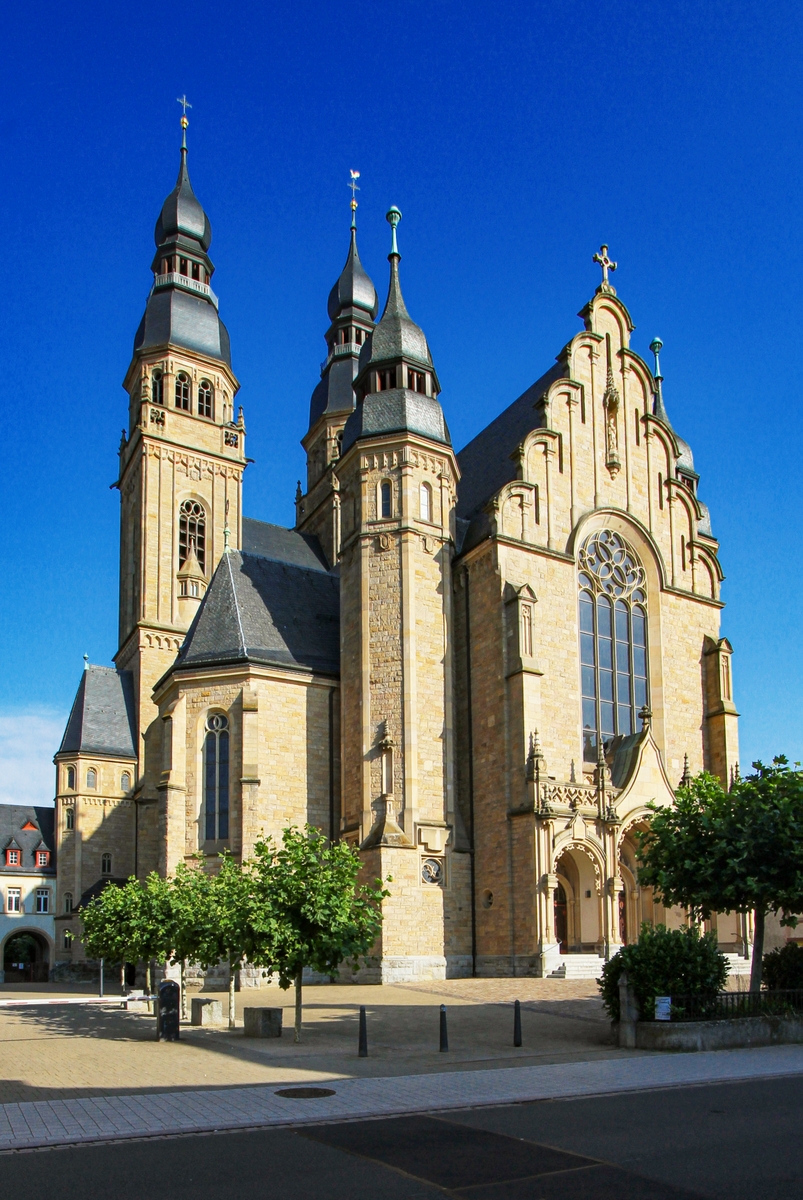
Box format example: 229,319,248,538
665,989,803,1022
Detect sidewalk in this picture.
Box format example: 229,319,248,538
1,1044,803,1152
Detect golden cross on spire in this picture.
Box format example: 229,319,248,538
348,170,360,228
593,244,617,292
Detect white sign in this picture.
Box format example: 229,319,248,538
654,996,672,1021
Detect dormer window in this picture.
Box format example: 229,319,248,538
198,380,214,419
5,849,20,867
152,370,164,406
175,372,191,411
678,473,696,493
377,368,397,391
408,369,426,394
36,851,50,868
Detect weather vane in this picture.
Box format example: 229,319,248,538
349,170,360,228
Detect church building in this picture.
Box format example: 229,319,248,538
52,123,745,981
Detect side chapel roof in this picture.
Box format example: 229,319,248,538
175,525,339,677
58,666,137,759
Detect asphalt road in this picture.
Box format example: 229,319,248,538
1,1074,800,1199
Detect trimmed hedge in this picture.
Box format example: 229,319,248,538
599,924,729,1021
763,942,803,990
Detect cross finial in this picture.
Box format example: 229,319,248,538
349,170,360,229
177,95,192,148
593,244,617,293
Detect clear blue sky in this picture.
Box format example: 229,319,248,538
0,0,800,804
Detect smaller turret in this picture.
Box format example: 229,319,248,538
342,208,449,455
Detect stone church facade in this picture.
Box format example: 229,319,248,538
52,133,745,981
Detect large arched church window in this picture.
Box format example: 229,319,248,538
204,713,229,842
175,372,191,411
179,500,206,572
578,530,648,763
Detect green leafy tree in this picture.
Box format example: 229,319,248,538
599,923,728,1020
250,826,390,1042
80,873,173,996
637,758,803,992
174,853,265,1029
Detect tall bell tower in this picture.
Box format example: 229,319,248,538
336,209,470,980
114,109,246,767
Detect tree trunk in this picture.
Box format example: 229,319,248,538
749,907,766,994
294,969,303,1043
146,961,152,1013
181,959,187,1022
228,957,236,1029
120,962,126,995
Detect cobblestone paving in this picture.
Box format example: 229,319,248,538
0,1044,802,1152
0,981,616,1105
395,976,606,1021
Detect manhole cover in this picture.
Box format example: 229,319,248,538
275,1087,336,1099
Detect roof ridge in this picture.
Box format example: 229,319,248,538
225,549,248,658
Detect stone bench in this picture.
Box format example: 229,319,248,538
191,997,224,1026
243,1006,283,1038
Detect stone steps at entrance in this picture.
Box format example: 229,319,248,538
548,955,605,980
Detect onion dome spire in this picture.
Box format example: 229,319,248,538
307,174,378,433
133,102,231,366
341,208,449,454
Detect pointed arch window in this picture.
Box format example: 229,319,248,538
204,713,230,842
175,372,191,411
380,481,392,519
63,892,73,914
66,766,75,791
86,768,97,789
101,853,112,875
65,806,75,831
179,500,206,572
198,380,214,419
152,369,164,405
578,530,649,762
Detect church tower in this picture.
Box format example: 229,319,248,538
336,209,470,981
114,113,246,766
297,184,378,567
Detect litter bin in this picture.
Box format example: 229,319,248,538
157,979,180,1041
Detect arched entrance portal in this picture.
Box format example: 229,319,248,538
3,931,50,983
618,825,655,944
554,848,602,953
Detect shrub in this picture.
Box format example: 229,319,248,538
599,924,729,1021
762,942,803,990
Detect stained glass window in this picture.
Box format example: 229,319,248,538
579,530,649,762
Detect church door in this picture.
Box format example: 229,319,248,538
554,884,568,952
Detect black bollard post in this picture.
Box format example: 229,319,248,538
514,999,522,1047
439,1003,449,1052
358,1005,368,1057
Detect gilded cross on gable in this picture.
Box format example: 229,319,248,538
593,244,617,293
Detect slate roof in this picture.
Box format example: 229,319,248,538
0,806,56,874
175,548,340,677
456,361,566,527
133,287,232,367
58,666,137,759
241,518,330,571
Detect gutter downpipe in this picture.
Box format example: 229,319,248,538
464,567,477,977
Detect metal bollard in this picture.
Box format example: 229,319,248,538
439,1003,449,1052
514,999,522,1047
358,1005,368,1057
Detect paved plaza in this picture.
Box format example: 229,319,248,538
0,977,802,1160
